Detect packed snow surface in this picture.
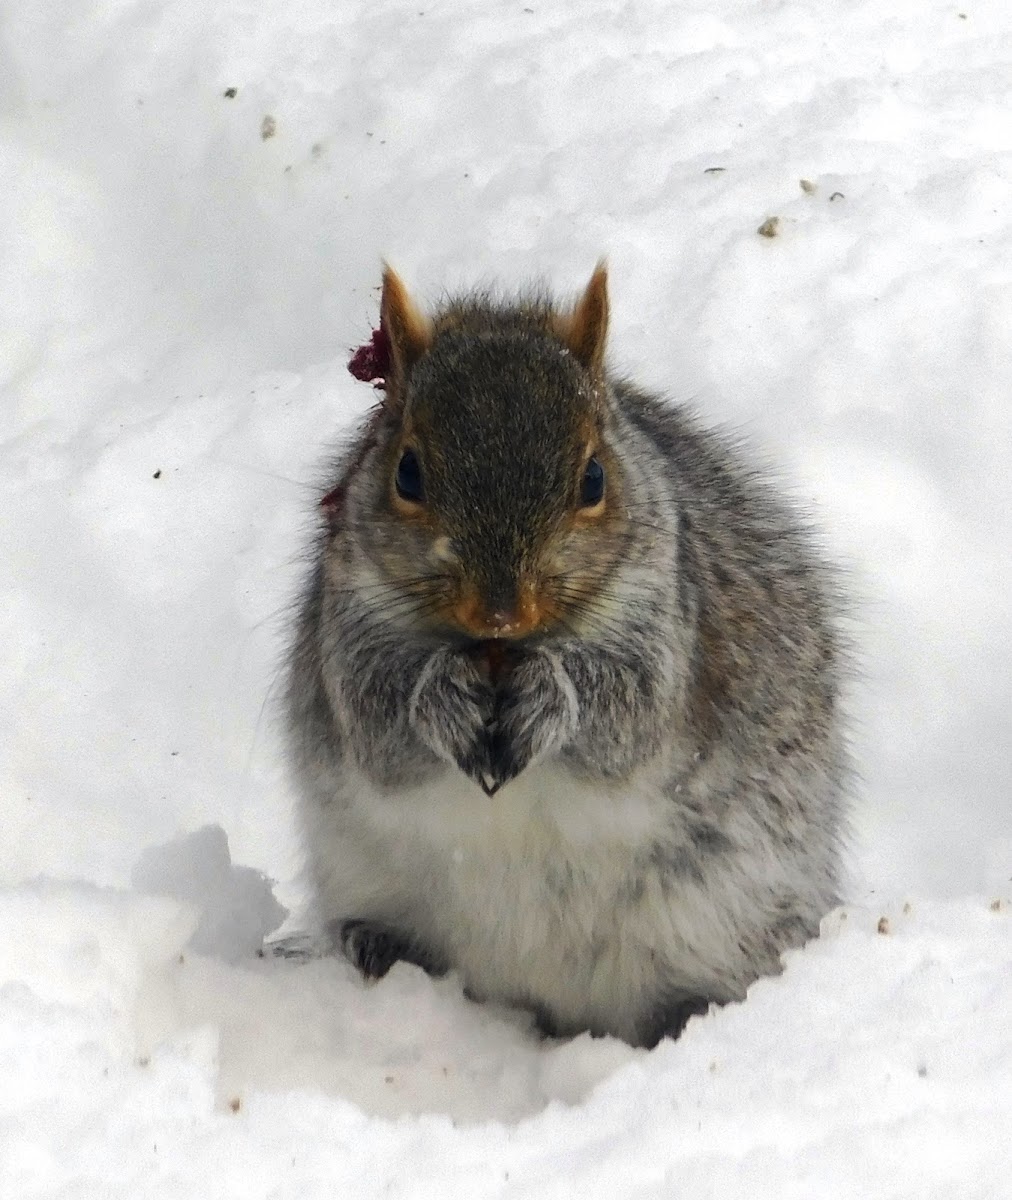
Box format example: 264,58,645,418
1,0,1010,1195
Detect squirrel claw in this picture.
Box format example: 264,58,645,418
485,728,524,794
337,919,448,980
454,725,502,796
339,919,409,979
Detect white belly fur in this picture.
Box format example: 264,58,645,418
304,759,750,1042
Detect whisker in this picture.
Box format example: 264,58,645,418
206,455,321,495
367,595,446,620
620,518,678,538
243,598,304,637
375,590,451,616
340,573,449,596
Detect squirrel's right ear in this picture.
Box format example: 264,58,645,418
554,262,609,375
380,265,432,403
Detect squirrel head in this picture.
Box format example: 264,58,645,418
347,264,628,642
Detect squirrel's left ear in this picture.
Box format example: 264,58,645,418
380,265,432,403
554,262,609,374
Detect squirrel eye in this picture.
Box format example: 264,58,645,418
580,456,605,507
395,448,425,503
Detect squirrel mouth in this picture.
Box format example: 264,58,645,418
464,639,523,685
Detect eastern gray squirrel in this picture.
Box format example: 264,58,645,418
285,265,849,1048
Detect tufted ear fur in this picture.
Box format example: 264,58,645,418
380,265,432,404
553,262,609,374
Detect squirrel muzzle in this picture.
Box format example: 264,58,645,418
452,578,545,640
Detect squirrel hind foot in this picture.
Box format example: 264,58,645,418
336,919,448,981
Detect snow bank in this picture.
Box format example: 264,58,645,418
2,832,1009,1196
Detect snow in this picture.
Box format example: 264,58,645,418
3,863,1010,1195
1,0,1010,1194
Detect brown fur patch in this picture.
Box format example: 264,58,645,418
380,266,432,402
552,263,609,373
452,577,546,639
692,612,734,744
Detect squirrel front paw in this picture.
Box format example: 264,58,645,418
409,648,496,792
489,649,578,792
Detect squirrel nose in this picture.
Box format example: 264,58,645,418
453,582,542,639
481,579,521,634
487,609,516,634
